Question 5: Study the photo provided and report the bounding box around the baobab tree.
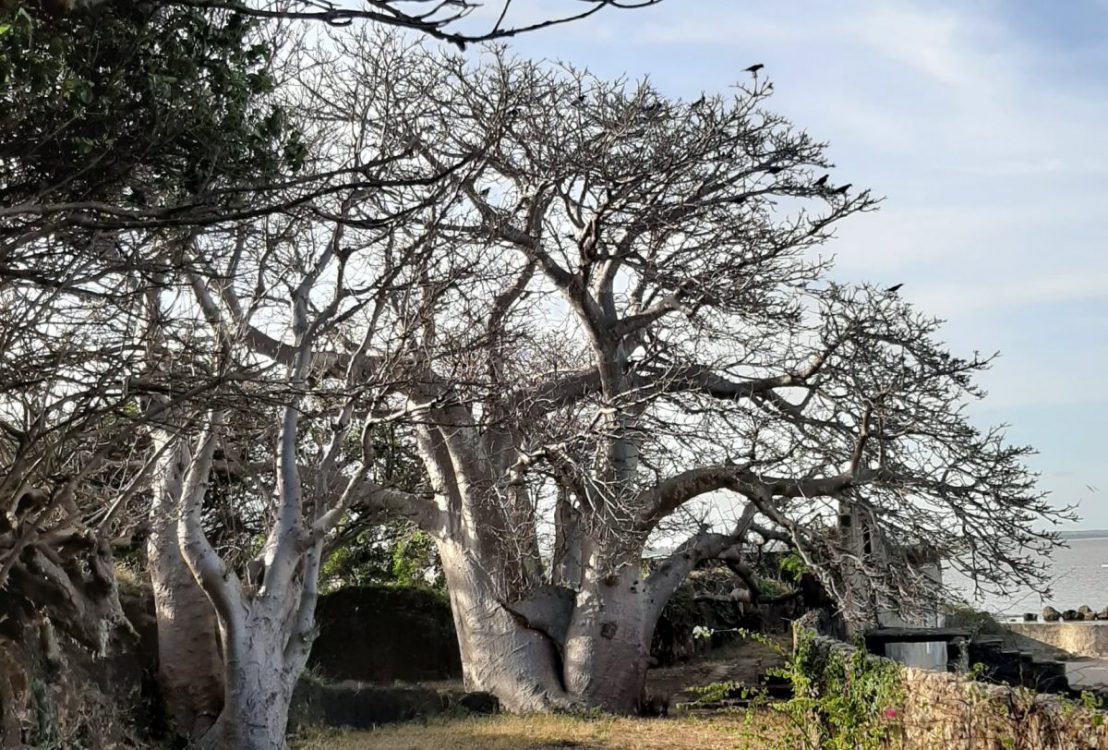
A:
[317,41,1063,713]
[3,3,673,745]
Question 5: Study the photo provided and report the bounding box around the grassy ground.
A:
[293,636,794,749]
[293,711,792,750]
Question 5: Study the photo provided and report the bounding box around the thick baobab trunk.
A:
[147,436,224,738]
[439,532,665,714]
[437,539,571,711]
[563,554,652,713]
[196,615,302,750]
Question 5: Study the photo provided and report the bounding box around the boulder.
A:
[1023,612,1038,622]
[1042,606,1061,622]
[1096,608,1108,621]
[1061,609,1079,621]
[1078,605,1097,621]
[458,691,500,714]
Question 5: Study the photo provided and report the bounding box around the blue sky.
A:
[465,0,1108,529]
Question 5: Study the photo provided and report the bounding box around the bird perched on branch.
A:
[744,63,765,74]
[833,183,852,195]
[886,283,904,293]
[814,174,829,188]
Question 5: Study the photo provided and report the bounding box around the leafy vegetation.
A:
[0,0,302,216]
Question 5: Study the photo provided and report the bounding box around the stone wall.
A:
[802,629,1108,750]
[897,666,1106,749]
[1006,622,1108,659]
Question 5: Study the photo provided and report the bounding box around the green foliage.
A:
[775,631,905,750]
[0,0,301,212]
[779,552,808,583]
[321,520,443,592]
[390,530,438,587]
[711,629,905,750]
[320,425,437,591]
[29,678,60,749]
[687,680,761,706]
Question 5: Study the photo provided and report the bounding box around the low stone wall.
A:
[1006,622,1108,659]
[288,679,451,731]
[802,630,1108,749]
[897,666,1106,749]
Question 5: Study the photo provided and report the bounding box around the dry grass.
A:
[293,711,792,750]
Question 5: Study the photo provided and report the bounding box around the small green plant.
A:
[776,631,905,750]
[687,680,764,706]
[779,552,809,583]
[29,678,61,749]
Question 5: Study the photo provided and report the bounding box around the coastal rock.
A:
[1097,608,1108,620]
[1061,609,1079,621]
[1023,613,1038,622]
[1042,606,1061,622]
[1078,605,1096,621]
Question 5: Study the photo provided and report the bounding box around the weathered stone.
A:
[289,679,448,731]
[1042,606,1061,622]
[1096,608,1108,621]
[1078,605,1096,621]
[458,691,500,714]
[1061,609,1079,621]
[1023,612,1038,622]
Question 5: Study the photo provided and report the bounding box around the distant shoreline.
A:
[1058,530,1108,541]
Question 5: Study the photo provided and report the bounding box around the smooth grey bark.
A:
[147,434,225,738]
[437,539,571,711]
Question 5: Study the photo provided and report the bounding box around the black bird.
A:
[577,94,587,104]
[766,165,785,175]
[744,63,765,74]
[692,94,706,108]
[833,183,852,195]
[478,187,491,198]
[886,283,903,293]
[814,174,829,188]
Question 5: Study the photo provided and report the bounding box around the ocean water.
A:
[946,536,1108,617]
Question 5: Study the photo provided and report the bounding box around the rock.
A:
[1042,606,1061,622]
[1023,612,1038,622]
[1062,609,1079,621]
[1096,608,1108,621]
[458,691,500,714]
[1078,605,1096,621]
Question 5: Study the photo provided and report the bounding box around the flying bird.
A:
[814,174,829,188]
[886,283,903,293]
[744,63,765,74]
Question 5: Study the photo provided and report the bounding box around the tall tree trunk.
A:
[196,612,303,750]
[437,539,570,711]
[147,435,224,738]
[563,551,651,713]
